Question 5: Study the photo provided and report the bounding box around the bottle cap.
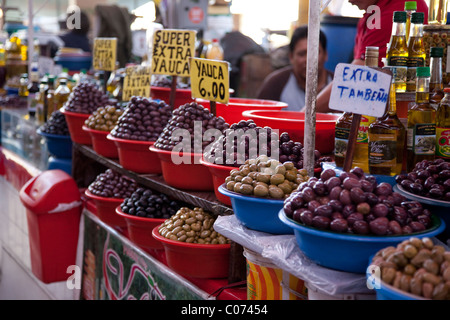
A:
[430,47,444,57]
[416,66,430,77]
[444,87,450,93]
[404,1,417,11]
[365,46,379,57]
[393,11,407,23]
[411,12,424,23]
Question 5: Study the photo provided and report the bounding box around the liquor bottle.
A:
[406,67,436,171]
[429,47,445,110]
[368,72,406,176]
[405,1,417,42]
[54,78,71,112]
[406,12,425,92]
[206,39,224,60]
[435,87,450,160]
[352,46,379,173]
[45,75,56,121]
[386,11,408,92]
[334,112,353,168]
[35,75,48,124]
[27,66,39,117]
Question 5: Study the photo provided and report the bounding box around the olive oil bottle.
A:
[429,47,444,110]
[386,11,408,92]
[406,67,436,172]
[334,112,353,168]
[406,12,425,92]
[368,71,406,176]
[435,87,450,160]
[405,1,417,42]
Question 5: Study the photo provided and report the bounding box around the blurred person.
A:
[256,25,332,112]
[59,10,91,52]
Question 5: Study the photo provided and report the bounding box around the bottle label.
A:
[407,57,425,68]
[436,127,450,159]
[335,127,350,159]
[388,56,408,66]
[356,115,375,144]
[28,93,37,112]
[368,134,397,167]
[412,123,436,155]
[407,127,414,150]
[388,66,407,89]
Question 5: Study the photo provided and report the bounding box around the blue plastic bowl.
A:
[48,157,72,176]
[37,129,72,159]
[279,209,445,274]
[218,184,293,235]
[54,55,92,72]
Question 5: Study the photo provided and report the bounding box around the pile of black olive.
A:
[64,82,115,114]
[88,169,138,199]
[110,97,172,141]
[283,167,434,235]
[120,187,183,219]
[39,110,69,135]
[153,102,229,151]
[395,159,450,201]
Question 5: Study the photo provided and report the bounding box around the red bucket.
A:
[150,146,214,191]
[116,207,165,252]
[85,190,126,227]
[82,126,118,158]
[150,86,194,109]
[60,107,92,145]
[242,110,339,154]
[199,158,234,206]
[107,134,161,174]
[152,225,230,278]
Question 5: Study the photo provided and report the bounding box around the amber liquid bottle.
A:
[386,11,408,92]
[368,75,406,176]
[334,112,353,168]
[435,87,450,160]
[406,67,436,172]
[406,12,425,92]
[405,1,417,42]
[429,47,445,110]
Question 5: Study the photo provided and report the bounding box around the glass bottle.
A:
[106,62,120,95]
[352,46,379,173]
[0,42,6,94]
[429,47,444,110]
[386,11,408,92]
[206,39,224,60]
[45,75,56,121]
[368,74,406,176]
[435,87,450,160]
[428,0,448,25]
[406,12,425,92]
[36,75,48,124]
[54,78,71,112]
[27,66,40,118]
[405,1,417,42]
[406,67,436,171]
[334,112,353,168]
[18,73,28,106]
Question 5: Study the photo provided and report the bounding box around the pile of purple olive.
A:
[64,82,115,114]
[88,169,138,199]
[283,167,434,235]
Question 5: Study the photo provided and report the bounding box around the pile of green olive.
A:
[225,155,310,199]
[158,207,230,245]
[85,105,124,131]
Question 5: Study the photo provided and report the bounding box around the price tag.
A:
[189,57,229,104]
[329,63,392,117]
[93,37,117,71]
[122,65,152,102]
[152,29,196,77]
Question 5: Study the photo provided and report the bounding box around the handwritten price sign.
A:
[122,65,152,102]
[190,58,229,104]
[93,37,117,71]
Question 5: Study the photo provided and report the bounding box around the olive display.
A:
[371,237,450,300]
[225,155,310,199]
[152,75,190,89]
[283,167,434,235]
[64,82,115,114]
[153,102,229,151]
[395,158,450,201]
[39,110,70,135]
[84,105,124,131]
[158,207,230,244]
[120,187,183,219]
[0,95,26,108]
[88,169,138,198]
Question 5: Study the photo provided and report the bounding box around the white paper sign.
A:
[329,63,392,118]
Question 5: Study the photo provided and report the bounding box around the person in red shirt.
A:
[316,0,429,113]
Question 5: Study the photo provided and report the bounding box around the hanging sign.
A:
[152,29,196,77]
[93,37,117,71]
[189,57,229,104]
[122,65,152,102]
[329,63,392,118]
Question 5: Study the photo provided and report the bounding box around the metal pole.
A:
[303,0,320,177]
[28,0,34,75]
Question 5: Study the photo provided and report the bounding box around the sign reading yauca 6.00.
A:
[152,29,196,77]
[93,37,117,71]
[329,63,392,118]
[190,58,229,104]
[122,65,152,102]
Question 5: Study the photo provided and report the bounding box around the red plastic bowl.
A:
[60,107,92,145]
[152,225,230,278]
[85,189,126,227]
[150,86,194,109]
[82,126,118,158]
[241,110,339,154]
[199,158,234,206]
[107,134,162,174]
[198,98,287,125]
[149,146,214,191]
[116,206,165,251]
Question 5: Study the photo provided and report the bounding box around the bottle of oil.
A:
[429,47,445,110]
[406,12,425,92]
[406,67,436,171]
[405,1,417,42]
[106,61,120,95]
[18,73,28,107]
[435,87,450,160]
[35,75,48,124]
[54,78,71,112]
[368,71,406,176]
[428,0,448,25]
[45,75,56,121]
[386,11,408,92]
[334,112,353,168]
[206,39,224,60]
[27,65,40,118]
[352,46,379,173]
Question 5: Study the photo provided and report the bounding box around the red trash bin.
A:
[19,169,82,283]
